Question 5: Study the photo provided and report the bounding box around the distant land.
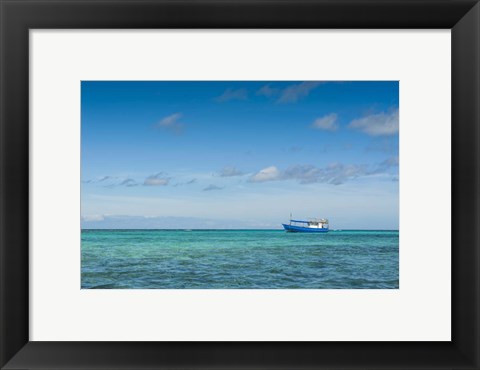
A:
[81,215,280,230]
[80,215,398,230]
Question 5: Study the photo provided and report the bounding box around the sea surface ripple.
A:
[81,229,399,289]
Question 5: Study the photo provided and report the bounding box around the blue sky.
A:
[81,81,399,229]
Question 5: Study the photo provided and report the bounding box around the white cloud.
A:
[156,112,184,134]
[277,82,321,103]
[249,166,280,182]
[219,166,243,177]
[312,113,338,131]
[215,88,248,102]
[143,173,170,186]
[349,109,399,136]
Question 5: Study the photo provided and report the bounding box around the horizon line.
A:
[81,228,400,231]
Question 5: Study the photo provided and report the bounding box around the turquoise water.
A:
[81,229,398,289]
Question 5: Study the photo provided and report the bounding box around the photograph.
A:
[81,80,399,289]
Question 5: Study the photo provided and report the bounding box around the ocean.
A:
[81,229,398,289]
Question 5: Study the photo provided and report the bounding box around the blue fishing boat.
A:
[282,215,329,233]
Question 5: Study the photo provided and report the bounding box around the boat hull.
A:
[282,224,329,233]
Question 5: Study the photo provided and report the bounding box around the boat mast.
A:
[290,212,292,225]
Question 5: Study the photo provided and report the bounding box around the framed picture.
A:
[1,0,479,369]
[79,79,401,291]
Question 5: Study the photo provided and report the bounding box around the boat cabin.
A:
[290,219,329,229]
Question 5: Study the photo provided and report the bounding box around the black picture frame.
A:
[1,0,479,369]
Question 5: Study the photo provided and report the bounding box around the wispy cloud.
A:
[277,82,321,103]
[311,113,339,131]
[369,156,399,174]
[219,166,244,177]
[156,112,184,134]
[81,214,279,230]
[98,176,115,182]
[203,184,223,191]
[256,82,322,103]
[83,175,142,188]
[282,164,323,184]
[366,139,398,154]
[249,158,398,185]
[173,178,197,187]
[285,146,302,153]
[249,166,281,183]
[256,84,279,98]
[143,173,170,186]
[120,178,138,187]
[82,175,118,185]
[281,163,369,185]
[215,88,248,102]
[349,109,399,136]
